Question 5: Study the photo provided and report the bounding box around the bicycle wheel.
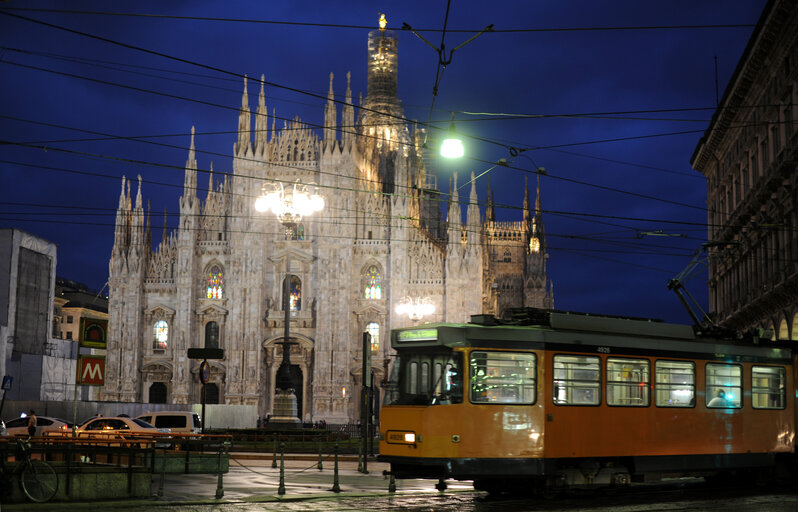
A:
[20,460,58,503]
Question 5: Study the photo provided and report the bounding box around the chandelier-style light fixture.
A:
[254,181,324,227]
[395,297,436,322]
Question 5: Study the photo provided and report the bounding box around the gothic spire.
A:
[342,71,354,149]
[523,176,531,228]
[254,74,268,155]
[485,176,495,222]
[324,72,337,146]
[183,126,197,197]
[466,172,481,246]
[447,173,461,236]
[235,75,251,155]
[162,208,168,247]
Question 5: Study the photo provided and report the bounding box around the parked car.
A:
[136,411,201,434]
[4,415,71,436]
[74,416,170,446]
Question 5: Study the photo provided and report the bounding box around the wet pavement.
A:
[5,453,798,511]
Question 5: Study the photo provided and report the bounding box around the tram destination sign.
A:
[397,328,438,342]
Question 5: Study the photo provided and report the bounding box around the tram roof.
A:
[391,309,792,362]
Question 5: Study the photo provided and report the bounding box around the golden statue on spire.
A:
[379,13,387,30]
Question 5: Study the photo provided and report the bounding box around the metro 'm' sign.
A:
[77,355,106,386]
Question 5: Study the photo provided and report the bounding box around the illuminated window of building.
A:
[363,265,382,299]
[153,320,168,350]
[206,265,223,299]
[366,322,380,352]
[529,237,540,253]
[287,224,305,240]
[282,275,302,311]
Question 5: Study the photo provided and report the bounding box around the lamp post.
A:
[395,296,436,324]
[255,181,324,424]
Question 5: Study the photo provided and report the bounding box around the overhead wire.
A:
[0,7,758,33]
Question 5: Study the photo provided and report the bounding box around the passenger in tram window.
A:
[707,389,729,407]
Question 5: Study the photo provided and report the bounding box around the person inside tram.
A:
[707,389,729,407]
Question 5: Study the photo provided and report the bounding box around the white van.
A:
[136,411,201,434]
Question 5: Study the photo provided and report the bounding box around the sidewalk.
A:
[2,452,478,510]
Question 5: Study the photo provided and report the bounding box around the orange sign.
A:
[77,355,106,386]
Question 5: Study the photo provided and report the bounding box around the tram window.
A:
[705,363,742,408]
[407,362,418,395]
[751,366,785,409]
[553,355,600,406]
[606,358,650,407]
[655,360,695,407]
[470,351,536,404]
[386,351,464,406]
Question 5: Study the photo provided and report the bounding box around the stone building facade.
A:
[691,0,798,340]
[102,25,554,422]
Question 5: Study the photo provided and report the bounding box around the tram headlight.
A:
[386,430,419,444]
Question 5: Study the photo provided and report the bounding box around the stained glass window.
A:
[207,265,223,299]
[363,265,382,299]
[282,275,302,311]
[153,320,168,350]
[367,322,380,352]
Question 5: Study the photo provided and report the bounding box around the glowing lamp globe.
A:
[440,137,464,158]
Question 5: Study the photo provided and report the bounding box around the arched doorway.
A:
[263,334,314,422]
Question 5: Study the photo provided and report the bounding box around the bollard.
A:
[215,441,229,499]
[330,442,341,493]
[278,442,286,495]
[389,473,396,493]
[271,438,277,468]
[317,439,323,471]
[436,478,448,491]
[357,442,363,473]
[157,448,166,497]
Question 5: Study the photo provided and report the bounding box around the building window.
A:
[363,265,382,299]
[66,331,72,340]
[153,320,168,350]
[287,224,305,240]
[67,316,73,324]
[206,265,223,299]
[205,321,219,349]
[366,322,380,352]
[149,382,167,404]
[503,249,512,263]
[282,275,302,311]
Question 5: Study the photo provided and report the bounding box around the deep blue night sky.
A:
[0,1,767,323]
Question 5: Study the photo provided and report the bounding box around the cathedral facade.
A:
[101,25,553,422]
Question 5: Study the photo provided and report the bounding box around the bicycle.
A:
[13,437,59,503]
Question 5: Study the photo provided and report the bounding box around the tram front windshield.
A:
[384,349,463,406]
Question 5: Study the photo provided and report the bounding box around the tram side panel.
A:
[542,352,794,467]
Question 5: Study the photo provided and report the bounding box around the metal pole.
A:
[331,442,340,493]
[278,442,286,495]
[215,442,225,499]
[361,332,370,474]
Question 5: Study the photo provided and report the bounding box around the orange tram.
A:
[378,308,796,493]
